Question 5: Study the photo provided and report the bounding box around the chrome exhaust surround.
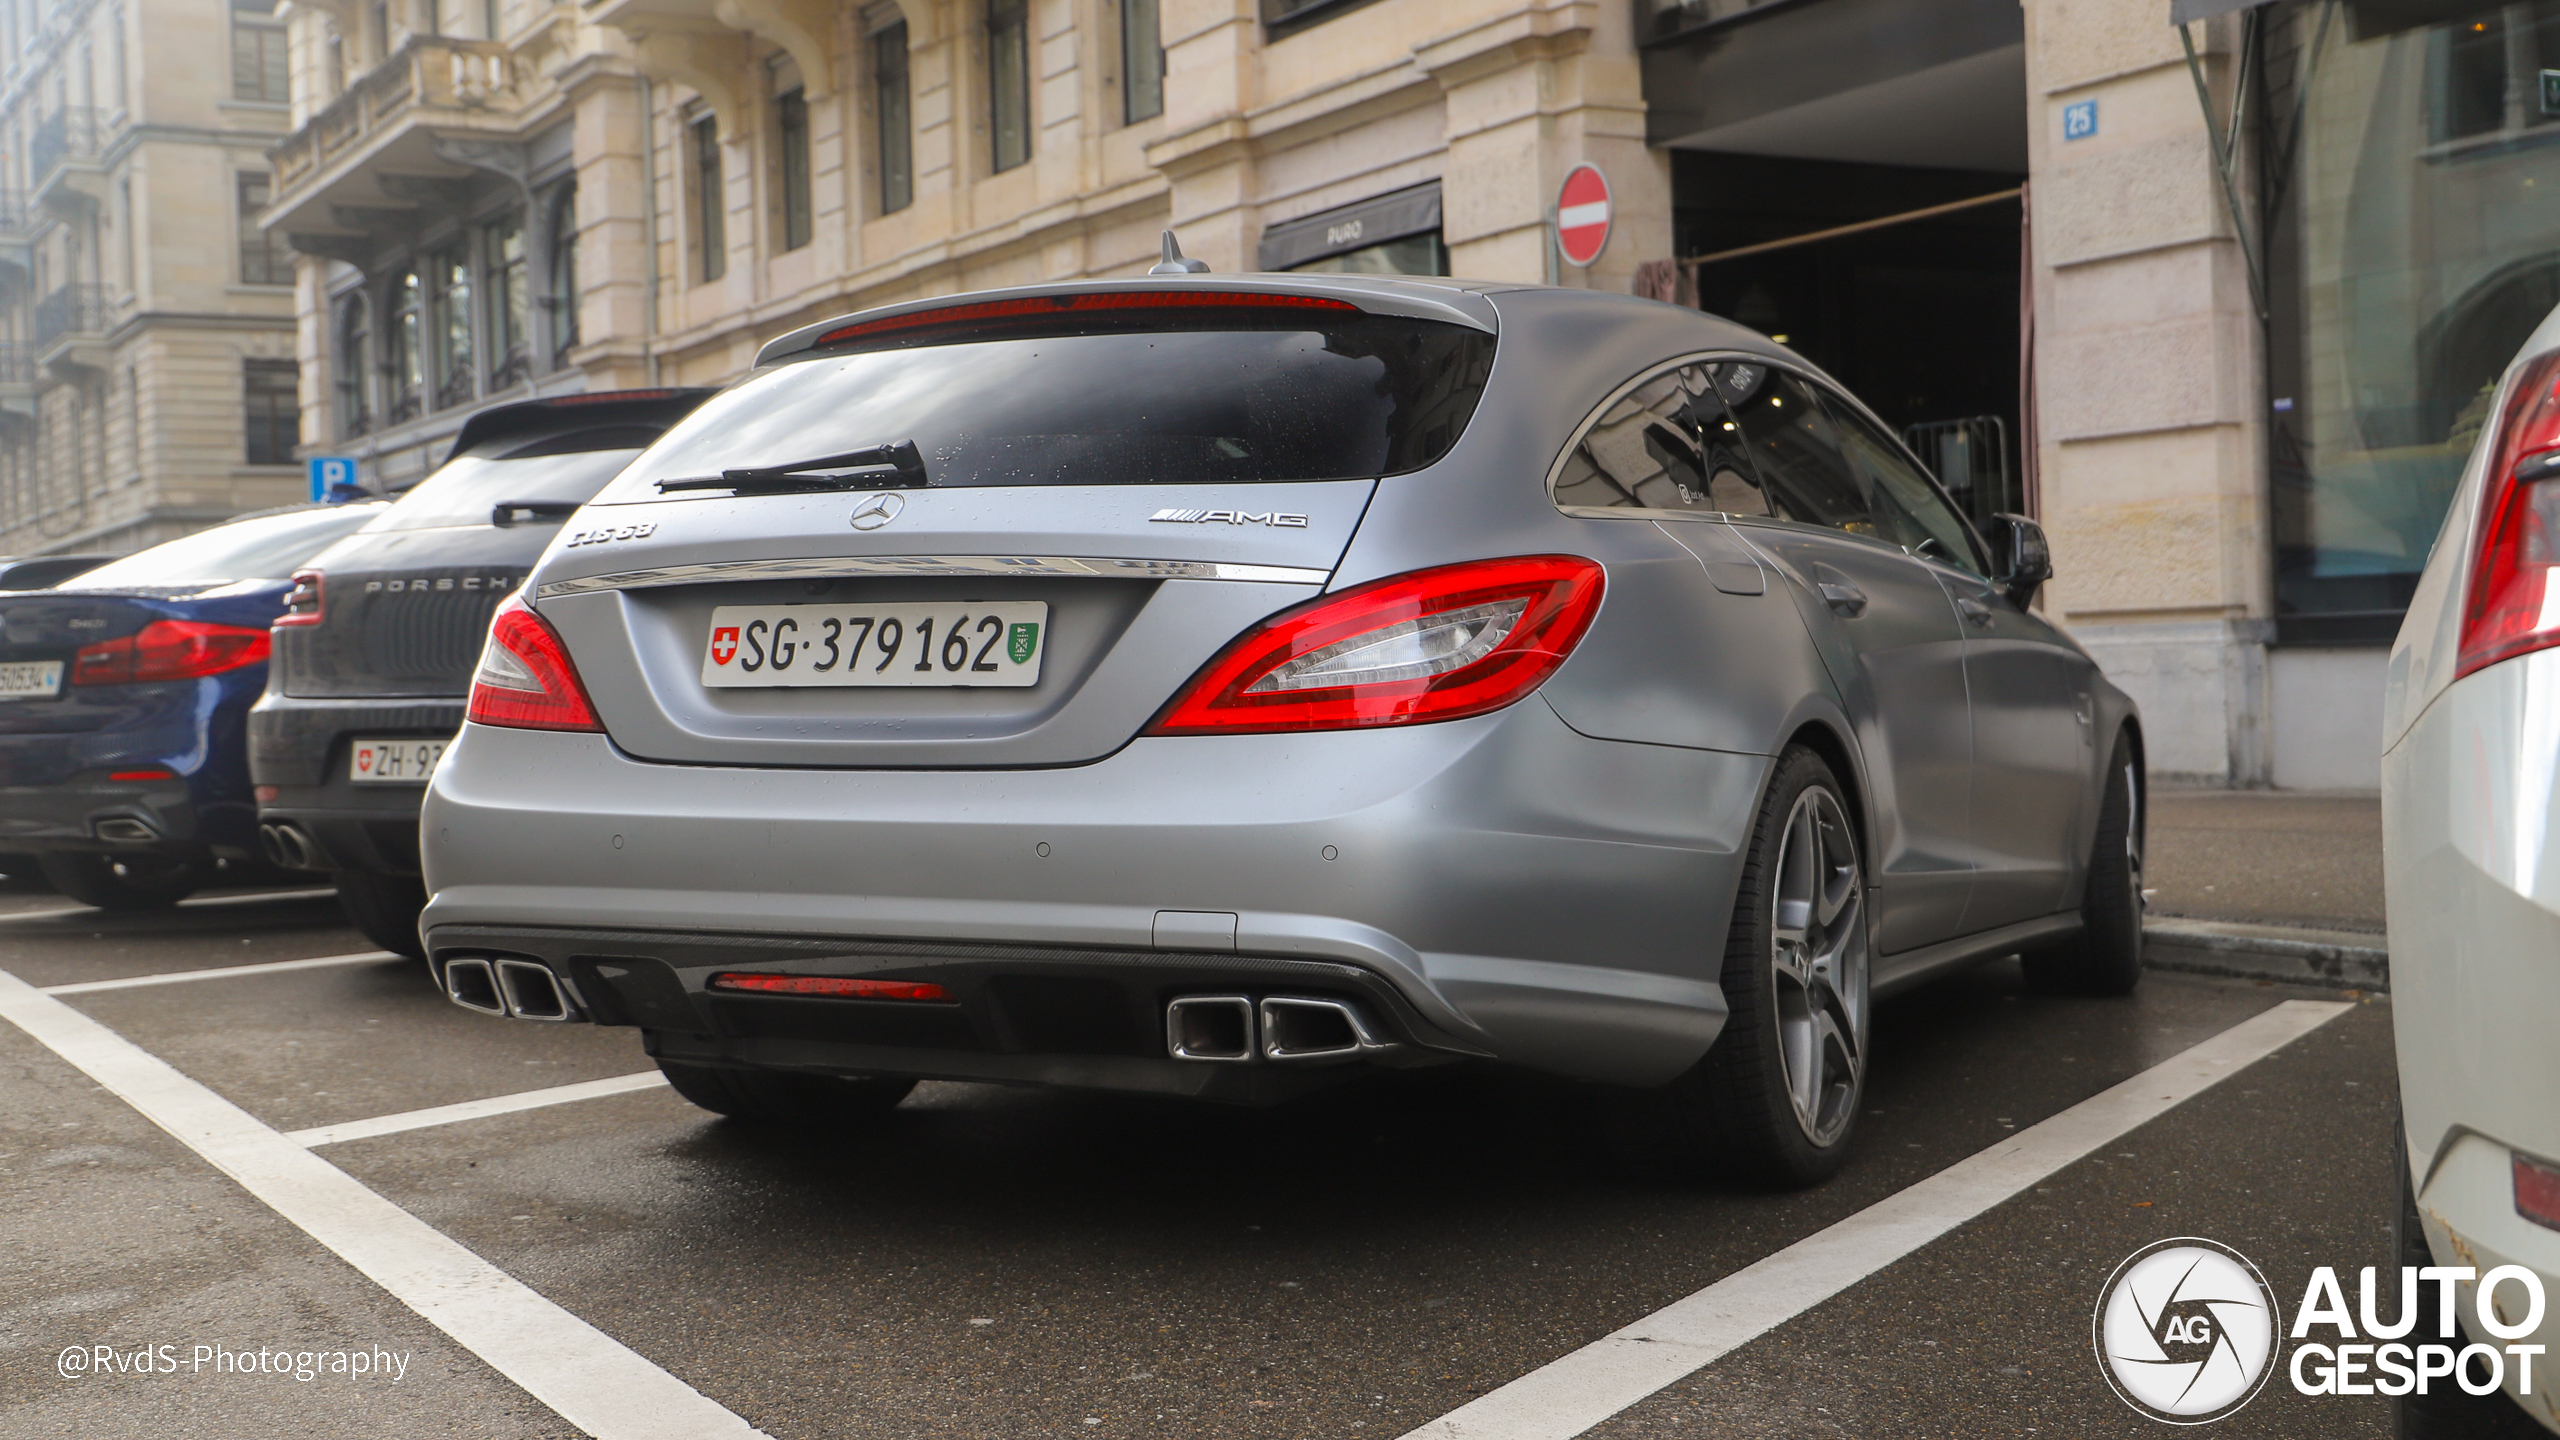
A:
[495,959,581,1021]
[1257,996,1399,1063]
[258,822,314,870]
[441,957,506,1015]
[1165,995,1256,1061]
[93,817,159,844]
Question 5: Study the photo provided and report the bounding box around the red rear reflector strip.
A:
[110,770,175,781]
[707,973,950,1002]
[2517,1152,2560,1232]
[813,291,1358,348]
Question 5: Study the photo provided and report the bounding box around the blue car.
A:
[0,503,385,909]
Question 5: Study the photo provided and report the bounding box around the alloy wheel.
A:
[1769,785,1867,1147]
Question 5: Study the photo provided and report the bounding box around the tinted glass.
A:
[602,310,1496,497]
[1718,364,1874,534]
[366,446,645,533]
[67,506,383,589]
[1555,361,1768,516]
[1818,390,1988,575]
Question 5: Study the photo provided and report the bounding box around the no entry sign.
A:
[1555,164,1612,269]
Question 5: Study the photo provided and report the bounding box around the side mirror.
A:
[1990,512,2051,608]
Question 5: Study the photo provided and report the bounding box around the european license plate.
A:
[701,602,1048,688]
[0,660,63,701]
[350,737,448,783]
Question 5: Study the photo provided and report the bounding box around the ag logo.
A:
[849,493,906,531]
[710,627,740,666]
[2096,1238,2281,1423]
[1007,622,1039,666]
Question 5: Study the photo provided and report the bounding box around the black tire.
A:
[2394,1125,2549,1438]
[336,867,427,959]
[36,850,211,911]
[2022,731,2144,996]
[658,1060,916,1126]
[1607,746,1870,1188]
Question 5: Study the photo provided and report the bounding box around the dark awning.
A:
[1256,182,1441,272]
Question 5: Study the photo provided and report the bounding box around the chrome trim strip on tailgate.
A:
[535,555,1332,600]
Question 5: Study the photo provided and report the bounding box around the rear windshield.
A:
[65,506,384,590]
[365,445,645,532]
[593,307,1497,499]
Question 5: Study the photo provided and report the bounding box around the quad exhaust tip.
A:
[442,955,584,1022]
[1165,994,1399,1064]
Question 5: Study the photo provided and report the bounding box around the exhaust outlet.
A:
[495,959,580,1021]
[1165,995,1255,1062]
[93,817,159,844]
[1258,996,1398,1063]
[259,822,313,870]
[442,957,505,1015]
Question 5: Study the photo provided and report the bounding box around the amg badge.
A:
[1149,508,1309,527]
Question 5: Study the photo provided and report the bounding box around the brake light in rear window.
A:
[811,291,1358,348]
[2457,350,2560,680]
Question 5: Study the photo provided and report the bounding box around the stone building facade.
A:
[0,0,302,556]
[253,0,2551,791]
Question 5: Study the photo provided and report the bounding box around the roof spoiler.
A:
[440,388,720,467]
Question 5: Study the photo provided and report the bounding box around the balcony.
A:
[0,190,33,291]
[265,36,539,258]
[0,343,34,432]
[33,282,112,375]
[31,107,111,213]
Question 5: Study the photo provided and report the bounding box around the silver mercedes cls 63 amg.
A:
[421,271,2143,1186]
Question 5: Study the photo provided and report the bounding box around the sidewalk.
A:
[2142,788,2387,988]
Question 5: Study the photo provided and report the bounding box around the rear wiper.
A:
[655,439,928,494]
[491,500,582,526]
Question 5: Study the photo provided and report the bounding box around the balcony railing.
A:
[31,107,108,181]
[0,190,28,233]
[0,343,33,385]
[34,283,112,349]
[271,37,525,194]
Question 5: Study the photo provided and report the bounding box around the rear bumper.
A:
[250,693,460,875]
[421,701,1763,1089]
[0,776,229,857]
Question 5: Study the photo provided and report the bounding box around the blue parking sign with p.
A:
[308,456,357,503]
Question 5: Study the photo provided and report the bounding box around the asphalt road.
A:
[0,884,2397,1439]
[2147,790,2385,933]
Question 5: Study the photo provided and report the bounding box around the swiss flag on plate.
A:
[355,747,375,771]
[711,627,740,666]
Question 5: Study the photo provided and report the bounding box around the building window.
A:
[335,291,372,438]
[237,173,289,285]
[691,113,725,282]
[230,0,288,103]
[243,359,298,465]
[776,87,812,251]
[547,183,579,367]
[874,23,912,214]
[388,268,424,423]
[1121,0,1162,124]
[988,0,1031,172]
[428,246,473,410]
[485,212,529,388]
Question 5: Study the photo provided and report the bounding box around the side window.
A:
[1555,361,1771,517]
[1718,364,1873,534]
[1819,390,1990,576]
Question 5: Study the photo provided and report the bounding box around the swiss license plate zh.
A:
[701,602,1048,688]
[350,737,448,783]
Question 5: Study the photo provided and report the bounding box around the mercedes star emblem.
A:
[849,493,906,531]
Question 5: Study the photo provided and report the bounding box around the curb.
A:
[2142,916,2388,992]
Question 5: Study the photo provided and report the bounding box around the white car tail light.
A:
[467,593,604,732]
[2457,349,2560,679]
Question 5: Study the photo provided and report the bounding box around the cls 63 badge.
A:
[564,522,657,548]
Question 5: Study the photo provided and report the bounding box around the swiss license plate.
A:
[701,602,1049,688]
[350,737,448,783]
[0,660,62,701]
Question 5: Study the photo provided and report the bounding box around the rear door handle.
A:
[1817,582,1868,617]
[1955,596,1994,627]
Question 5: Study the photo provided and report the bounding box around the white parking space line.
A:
[1398,997,2355,1440]
[39,950,400,995]
[0,970,770,1440]
[289,1071,670,1148]
[0,887,340,924]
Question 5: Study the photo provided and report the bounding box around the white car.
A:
[2384,300,2560,1437]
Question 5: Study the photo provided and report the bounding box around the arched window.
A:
[388,268,424,424]
[335,290,371,438]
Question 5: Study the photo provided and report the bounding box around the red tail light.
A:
[466,593,603,732]
[2517,1151,2560,1233]
[72,620,272,685]
[1147,555,1605,736]
[813,291,1358,348]
[707,973,951,1001]
[275,569,325,627]
[2457,349,2560,680]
